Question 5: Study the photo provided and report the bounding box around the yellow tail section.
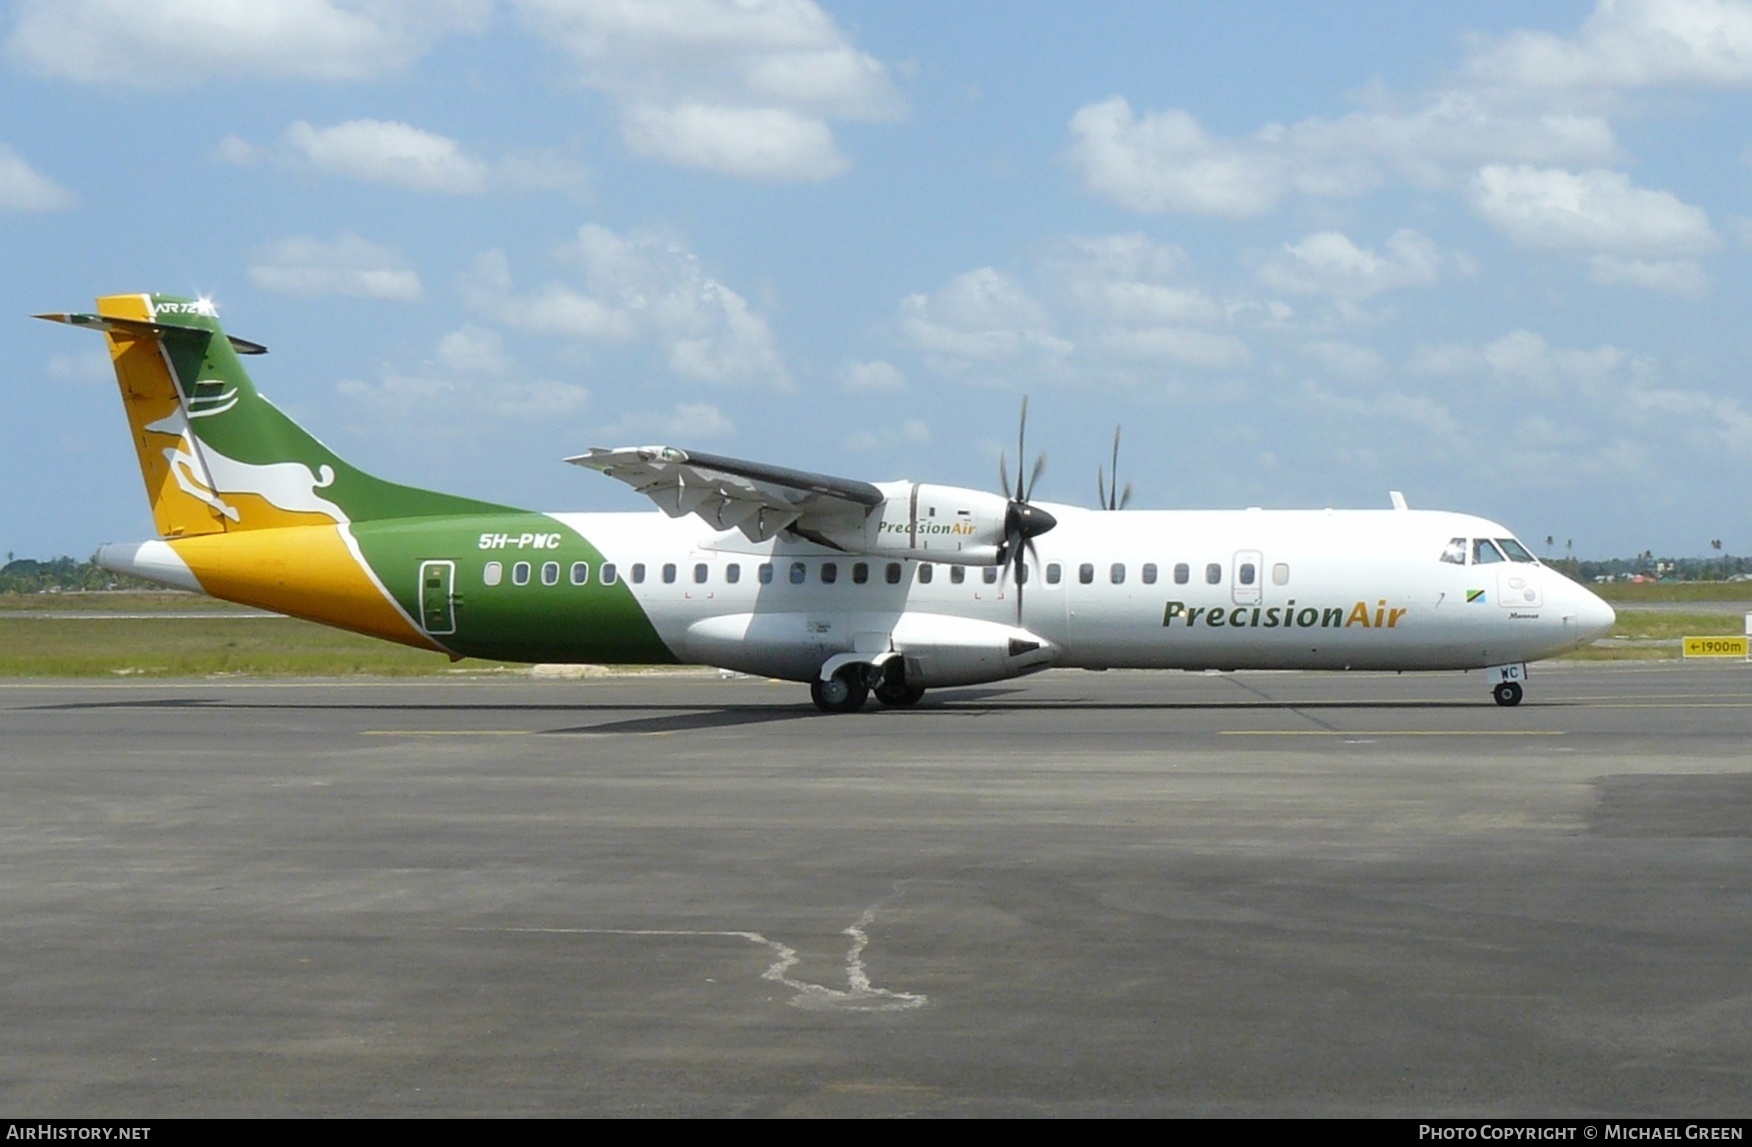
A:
[97,293,234,540]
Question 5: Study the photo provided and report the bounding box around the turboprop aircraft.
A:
[39,293,1616,711]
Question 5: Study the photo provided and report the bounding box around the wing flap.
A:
[568,446,882,544]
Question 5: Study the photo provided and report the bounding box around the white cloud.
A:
[595,402,735,443]
[1257,229,1444,299]
[843,419,931,452]
[1469,165,1716,255]
[46,349,113,385]
[1067,98,1289,218]
[897,234,1255,381]
[337,325,590,424]
[247,233,423,301]
[620,103,845,181]
[508,0,902,181]
[1065,3,1752,221]
[0,144,74,211]
[467,224,790,388]
[6,0,487,86]
[1466,0,1752,95]
[220,119,588,196]
[1589,254,1710,295]
[282,120,490,194]
[839,360,907,393]
[1301,339,1387,381]
[898,268,1064,363]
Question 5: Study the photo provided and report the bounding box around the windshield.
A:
[1495,537,1538,563]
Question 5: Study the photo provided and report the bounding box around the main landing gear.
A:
[810,660,926,713]
[1492,681,1523,707]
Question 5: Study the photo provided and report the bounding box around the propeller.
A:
[996,396,1058,622]
[1097,425,1134,511]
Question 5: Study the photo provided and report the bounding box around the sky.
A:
[5,0,1752,560]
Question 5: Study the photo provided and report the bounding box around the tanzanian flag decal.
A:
[1466,589,1486,603]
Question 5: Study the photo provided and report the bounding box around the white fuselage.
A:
[550,504,1616,685]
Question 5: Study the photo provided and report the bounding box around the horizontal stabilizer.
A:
[34,311,268,355]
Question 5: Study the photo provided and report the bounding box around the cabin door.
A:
[419,560,457,635]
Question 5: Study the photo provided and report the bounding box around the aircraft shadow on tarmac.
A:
[31,688,1506,736]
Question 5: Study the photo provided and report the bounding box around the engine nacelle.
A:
[814,482,1012,566]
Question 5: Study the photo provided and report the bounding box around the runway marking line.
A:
[362,730,532,736]
[1221,730,1568,737]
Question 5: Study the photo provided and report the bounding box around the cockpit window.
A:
[1440,538,1466,565]
[1472,539,1505,565]
[1495,538,1537,563]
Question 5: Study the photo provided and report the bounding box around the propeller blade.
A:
[1026,453,1047,502]
[1097,467,1108,512]
[1110,426,1123,510]
[1119,481,1134,511]
[998,451,1011,503]
[1015,396,1030,502]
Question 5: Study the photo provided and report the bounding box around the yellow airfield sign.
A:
[1682,636,1749,658]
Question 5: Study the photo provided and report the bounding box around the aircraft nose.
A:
[1574,585,1616,642]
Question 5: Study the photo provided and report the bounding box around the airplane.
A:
[38,293,1616,712]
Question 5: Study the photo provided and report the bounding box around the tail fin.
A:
[37,293,504,538]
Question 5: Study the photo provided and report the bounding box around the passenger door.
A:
[419,560,456,635]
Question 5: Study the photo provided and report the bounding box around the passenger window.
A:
[982,566,999,584]
[790,561,806,585]
[483,561,502,586]
[821,562,838,584]
[541,561,559,586]
[1205,563,1222,585]
[512,561,531,586]
[1496,538,1537,563]
[1272,563,1289,586]
[662,563,677,584]
[569,561,589,586]
[1472,539,1505,565]
[758,563,773,585]
[1142,563,1157,585]
[1046,563,1061,585]
[630,563,645,584]
[950,566,966,584]
[1079,563,1094,585]
[1017,563,1029,585]
[1238,562,1256,586]
[693,563,708,584]
[1110,563,1125,585]
[886,562,903,584]
[1440,537,1467,565]
[852,562,869,584]
[918,564,933,584]
[601,563,618,585]
[725,563,740,584]
[1174,563,1189,585]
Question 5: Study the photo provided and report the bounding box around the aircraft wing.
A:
[567,446,887,545]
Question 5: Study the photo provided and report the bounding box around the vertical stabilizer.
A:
[38,293,508,538]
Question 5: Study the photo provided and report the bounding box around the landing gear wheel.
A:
[811,669,869,714]
[1492,681,1524,707]
[874,682,926,707]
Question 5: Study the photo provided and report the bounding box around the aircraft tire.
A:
[811,671,869,713]
[1492,681,1523,707]
[874,683,926,707]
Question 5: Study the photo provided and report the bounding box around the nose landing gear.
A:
[1487,663,1527,707]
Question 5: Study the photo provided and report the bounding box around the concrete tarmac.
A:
[3,662,1750,1116]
